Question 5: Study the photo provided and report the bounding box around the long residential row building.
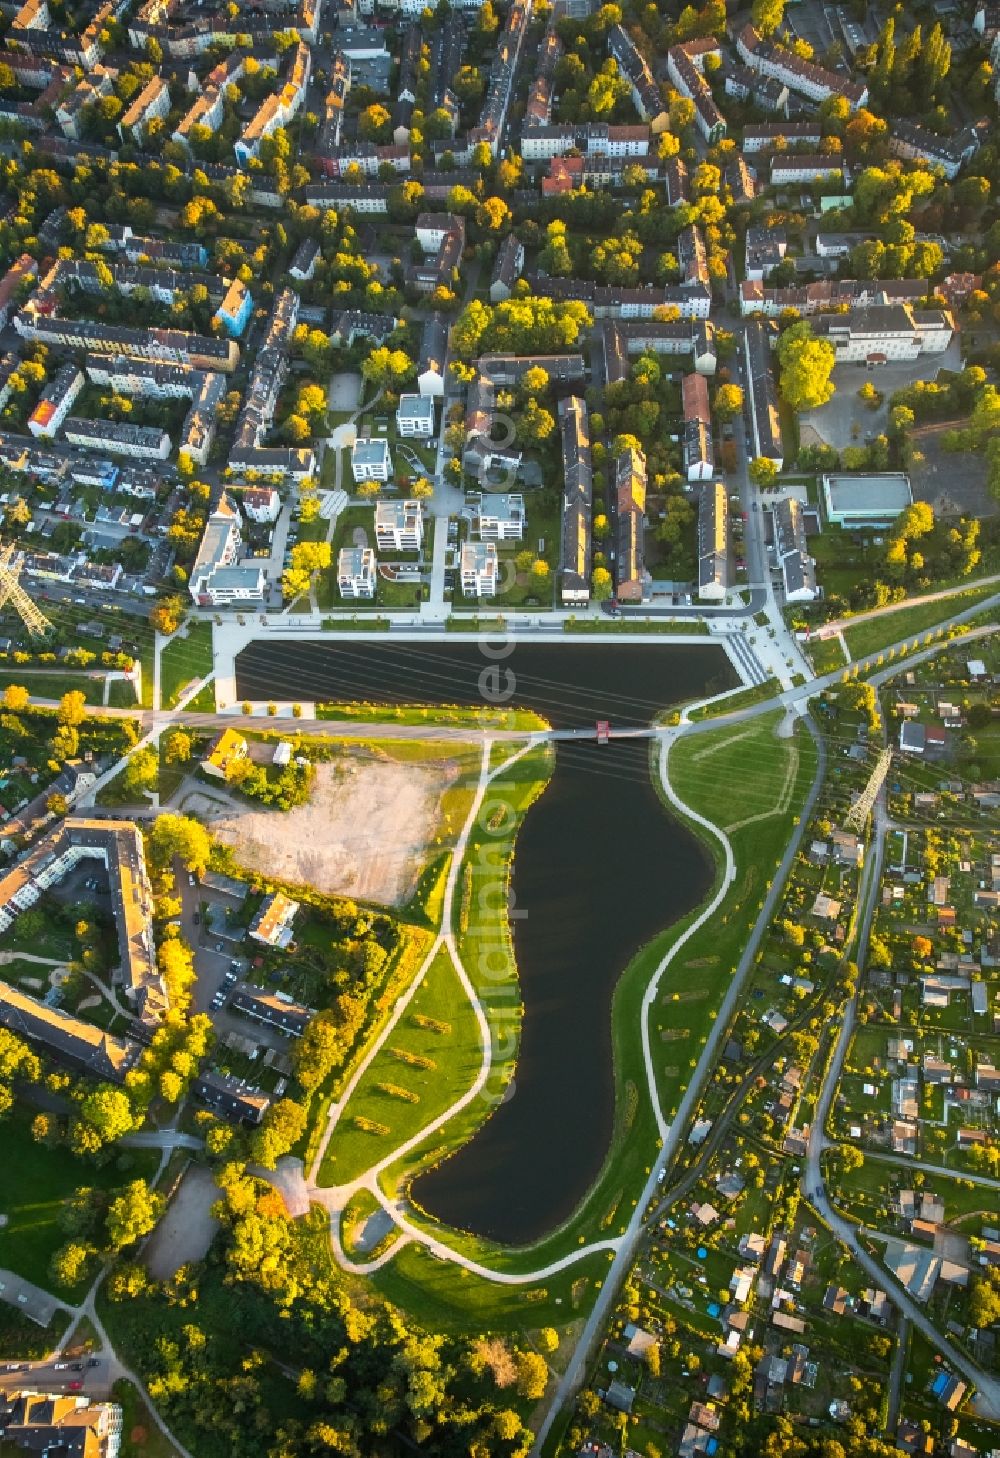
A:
[559,394,592,606]
[229,287,315,481]
[0,817,164,1025]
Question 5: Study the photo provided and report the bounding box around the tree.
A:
[1,684,29,711]
[714,383,744,421]
[124,747,158,797]
[834,1143,864,1174]
[515,398,555,446]
[105,1179,165,1250]
[150,595,186,637]
[749,457,779,488]
[250,1098,307,1168]
[73,1085,135,1152]
[163,728,192,765]
[591,567,613,601]
[361,347,416,389]
[358,104,391,142]
[516,1352,548,1400]
[776,321,836,411]
[149,813,212,875]
[58,690,88,728]
[751,0,783,34]
[537,1328,559,1354]
[49,1241,94,1290]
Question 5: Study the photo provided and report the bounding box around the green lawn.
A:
[564,619,711,636]
[314,701,548,731]
[112,1380,181,1458]
[0,914,75,963]
[649,713,819,1117]
[0,1110,158,1298]
[807,634,847,675]
[159,622,214,708]
[320,948,485,1187]
[842,582,998,660]
[688,678,781,720]
[320,743,554,1203]
[0,671,107,705]
[370,1237,613,1335]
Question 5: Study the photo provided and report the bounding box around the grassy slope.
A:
[318,947,484,1186]
[159,622,213,708]
[842,582,997,659]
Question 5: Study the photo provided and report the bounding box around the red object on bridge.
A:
[596,721,610,744]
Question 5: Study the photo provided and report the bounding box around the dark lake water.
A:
[236,639,734,1243]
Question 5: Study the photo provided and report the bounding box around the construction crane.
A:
[0,540,53,638]
[844,747,892,833]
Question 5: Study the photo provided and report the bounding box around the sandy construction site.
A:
[207,748,465,907]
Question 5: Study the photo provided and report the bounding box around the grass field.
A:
[807,634,847,675]
[315,701,549,731]
[842,582,998,660]
[0,1111,158,1298]
[688,679,780,720]
[564,619,711,636]
[648,712,818,1118]
[0,671,107,705]
[319,742,554,1199]
[370,1237,612,1335]
[113,1380,181,1458]
[159,622,214,708]
[319,947,484,1187]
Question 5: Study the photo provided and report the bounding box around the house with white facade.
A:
[337,545,376,599]
[236,486,281,523]
[460,540,498,597]
[473,492,524,541]
[188,492,265,606]
[396,394,435,438]
[375,498,423,552]
[351,437,392,482]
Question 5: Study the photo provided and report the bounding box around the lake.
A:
[236,638,735,1243]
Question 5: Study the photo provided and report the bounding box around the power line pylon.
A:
[844,747,892,833]
[0,541,53,638]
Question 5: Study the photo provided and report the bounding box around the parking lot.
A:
[176,869,296,1050]
[799,340,964,451]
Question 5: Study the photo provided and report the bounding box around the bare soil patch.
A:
[210,750,463,907]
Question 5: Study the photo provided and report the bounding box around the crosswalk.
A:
[726,631,769,686]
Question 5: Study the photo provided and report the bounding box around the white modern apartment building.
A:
[396,393,435,438]
[460,540,498,596]
[189,492,265,606]
[337,545,376,598]
[473,492,524,542]
[375,498,423,552]
[351,437,392,482]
